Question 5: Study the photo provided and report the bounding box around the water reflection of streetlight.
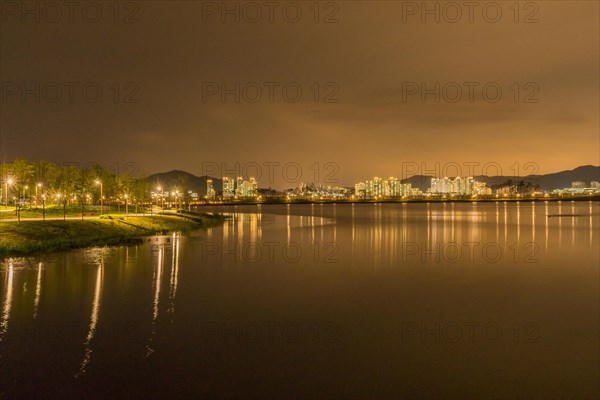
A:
[0,261,14,341]
[33,262,43,318]
[146,244,164,357]
[77,254,104,377]
[169,233,180,317]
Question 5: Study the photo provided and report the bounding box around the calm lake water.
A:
[1,202,599,399]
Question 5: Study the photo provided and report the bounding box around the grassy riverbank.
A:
[0,205,147,220]
[0,212,226,257]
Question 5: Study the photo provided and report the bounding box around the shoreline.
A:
[0,211,226,258]
[195,195,600,206]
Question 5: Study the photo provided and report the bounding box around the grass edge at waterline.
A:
[0,212,227,257]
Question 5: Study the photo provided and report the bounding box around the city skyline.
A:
[2,159,598,198]
[152,163,600,191]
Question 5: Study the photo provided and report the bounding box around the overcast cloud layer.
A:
[1,1,598,188]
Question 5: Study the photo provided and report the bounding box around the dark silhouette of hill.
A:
[147,170,222,196]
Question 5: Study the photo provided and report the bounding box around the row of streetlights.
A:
[3,179,43,207]
[3,178,105,216]
[154,186,185,210]
[3,177,158,217]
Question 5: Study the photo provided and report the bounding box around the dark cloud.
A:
[1,1,598,187]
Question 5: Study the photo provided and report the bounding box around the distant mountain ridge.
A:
[147,166,600,194]
[147,170,222,196]
[401,165,600,192]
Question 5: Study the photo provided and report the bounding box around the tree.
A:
[176,174,190,210]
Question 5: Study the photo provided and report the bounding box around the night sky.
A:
[1,1,598,188]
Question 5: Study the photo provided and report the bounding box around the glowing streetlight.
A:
[56,193,66,221]
[157,186,164,208]
[124,194,129,216]
[95,180,103,214]
[5,178,13,207]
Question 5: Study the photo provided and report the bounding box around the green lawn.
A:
[0,205,150,219]
[0,213,225,256]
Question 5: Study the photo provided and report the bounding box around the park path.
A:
[0,213,154,223]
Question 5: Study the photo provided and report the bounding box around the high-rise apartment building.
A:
[223,177,235,198]
[206,179,216,199]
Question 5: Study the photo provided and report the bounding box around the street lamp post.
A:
[5,178,13,208]
[16,188,21,223]
[124,194,129,216]
[157,186,164,209]
[75,193,85,221]
[56,194,65,221]
[95,180,103,215]
[36,183,42,208]
[42,194,46,221]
